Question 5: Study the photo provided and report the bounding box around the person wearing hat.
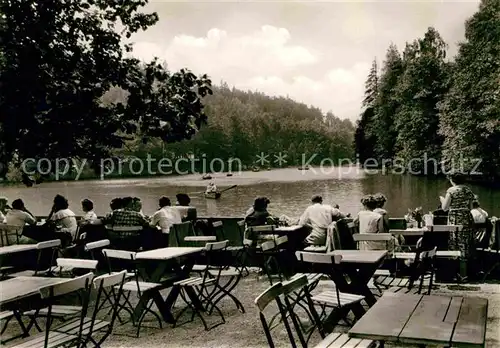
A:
[299,195,347,246]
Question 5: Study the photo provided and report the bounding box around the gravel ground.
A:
[3,275,500,348]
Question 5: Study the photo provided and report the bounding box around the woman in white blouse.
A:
[48,195,78,244]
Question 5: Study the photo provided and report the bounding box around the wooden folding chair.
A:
[295,251,365,330]
[260,236,289,285]
[10,239,61,277]
[173,240,229,331]
[108,226,143,251]
[387,247,437,295]
[24,258,98,333]
[54,270,127,348]
[184,220,217,245]
[102,249,163,337]
[225,220,251,277]
[9,273,94,348]
[254,282,299,348]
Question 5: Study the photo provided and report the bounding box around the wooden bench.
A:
[314,332,374,348]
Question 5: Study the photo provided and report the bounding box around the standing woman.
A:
[439,172,476,281]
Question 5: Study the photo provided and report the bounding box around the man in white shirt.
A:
[150,196,182,233]
[299,195,347,245]
[5,199,37,244]
[6,199,36,227]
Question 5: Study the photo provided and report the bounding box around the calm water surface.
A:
[1,167,498,219]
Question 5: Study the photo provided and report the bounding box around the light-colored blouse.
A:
[50,209,78,239]
[355,210,385,250]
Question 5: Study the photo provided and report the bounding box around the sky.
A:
[130,0,481,122]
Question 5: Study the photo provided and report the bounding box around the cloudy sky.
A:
[131,0,480,122]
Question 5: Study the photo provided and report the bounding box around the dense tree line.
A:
[354,0,500,182]
[115,83,355,174]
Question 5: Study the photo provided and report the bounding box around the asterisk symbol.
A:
[255,152,269,166]
[274,152,287,166]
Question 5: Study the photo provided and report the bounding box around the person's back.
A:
[110,197,149,227]
[471,201,488,224]
[300,195,344,246]
[6,199,36,227]
[150,197,182,232]
[245,197,272,227]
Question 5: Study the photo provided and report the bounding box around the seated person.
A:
[104,198,123,222]
[5,199,37,244]
[354,195,394,250]
[471,200,489,245]
[106,196,149,227]
[80,198,98,225]
[471,200,488,223]
[174,193,197,221]
[0,197,10,223]
[299,195,347,246]
[373,193,390,233]
[48,194,78,243]
[245,197,276,227]
[150,196,182,232]
[131,197,147,217]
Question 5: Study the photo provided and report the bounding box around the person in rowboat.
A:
[206,181,218,194]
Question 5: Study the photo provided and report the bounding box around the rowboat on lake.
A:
[204,192,221,199]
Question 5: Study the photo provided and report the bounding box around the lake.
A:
[1,166,498,219]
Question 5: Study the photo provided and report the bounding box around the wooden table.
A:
[135,247,204,323]
[328,250,387,307]
[0,244,37,256]
[0,276,68,306]
[349,292,488,347]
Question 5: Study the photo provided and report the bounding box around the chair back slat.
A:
[56,258,98,270]
[212,221,223,228]
[102,249,136,260]
[261,240,276,252]
[353,233,392,241]
[276,235,288,245]
[254,283,283,311]
[295,251,342,264]
[421,247,437,259]
[111,226,144,232]
[205,240,229,251]
[85,239,110,251]
[248,225,276,233]
[428,225,463,232]
[281,274,308,295]
[93,269,127,289]
[39,272,94,299]
[36,239,61,249]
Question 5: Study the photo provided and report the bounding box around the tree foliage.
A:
[371,44,403,160]
[0,0,212,177]
[438,0,500,179]
[393,28,449,173]
[355,0,500,183]
[355,28,449,174]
